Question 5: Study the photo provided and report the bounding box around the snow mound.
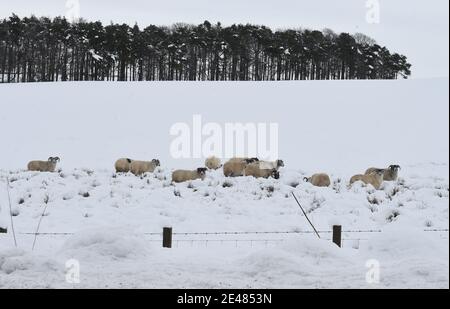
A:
[0,249,59,275]
[360,228,449,288]
[362,227,449,259]
[234,238,364,288]
[60,228,151,261]
[0,248,62,289]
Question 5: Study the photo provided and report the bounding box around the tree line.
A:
[0,14,411,83]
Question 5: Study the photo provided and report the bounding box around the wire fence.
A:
[12,228,448,237]
[7,228,448,250]
[2,226,448,251]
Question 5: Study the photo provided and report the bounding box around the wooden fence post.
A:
[0,227,7,234]
[332,225,342,248]
[163,227,172,248]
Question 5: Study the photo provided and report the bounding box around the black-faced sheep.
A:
[172,168,208,183]
[130,159,161,176]
[244,163,280,179]
[350,169,384,190]
[205,156,222,170]
[27,157,60,172]
[115,158,133,173]
[304,173,331,187]
[366,165,401,181]
[223,158,259,177]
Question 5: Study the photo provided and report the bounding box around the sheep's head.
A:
[271,170,280,180]
[389,165,401,172]
[152,159,161,167]
[48,157,60,163]
[197,168,208,176]
[304,177,310,182]
[277,160,285,168]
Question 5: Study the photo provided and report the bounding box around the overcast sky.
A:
[0,0,448,78]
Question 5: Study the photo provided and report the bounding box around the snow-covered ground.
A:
[0,79,448,288]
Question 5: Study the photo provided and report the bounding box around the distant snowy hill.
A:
[0,79,448,171]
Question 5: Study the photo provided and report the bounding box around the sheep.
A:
[205,156,222,170]
[258,160,285,170]
[130,159,161,176]
[172,168,208,183]
[350,169,385,190]
[244,163,280,179]
[27,157,60,172]
[115,158,133,173]
[304,173,331,187]
[223,158,259,177]
[365,165,401,181]
[227,157,259,164]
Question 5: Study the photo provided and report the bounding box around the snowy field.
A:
[0,79,448,288]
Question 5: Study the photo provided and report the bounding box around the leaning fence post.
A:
[163,227,172,248]
[0,227,7,234]
[332,225,342,248]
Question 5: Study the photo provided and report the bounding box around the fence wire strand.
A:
[15,228,449,237]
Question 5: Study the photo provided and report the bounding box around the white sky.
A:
[0,0,448,78]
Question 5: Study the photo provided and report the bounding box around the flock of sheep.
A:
[115,157,282,183]
[303,165,401,189]
[26,156,401,190]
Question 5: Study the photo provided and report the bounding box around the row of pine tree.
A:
[0,14,411,83]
